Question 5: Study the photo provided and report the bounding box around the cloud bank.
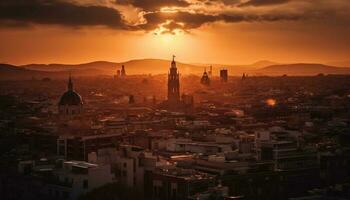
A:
[0,0,349,34]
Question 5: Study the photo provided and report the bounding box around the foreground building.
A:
[151,166,215,200]
[57,133,122,161]
[46,160,114,200]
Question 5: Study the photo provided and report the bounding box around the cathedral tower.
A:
[168,55,180,104]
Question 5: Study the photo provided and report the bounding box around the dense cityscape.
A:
[1,0,350,199]
[1,57,350,200]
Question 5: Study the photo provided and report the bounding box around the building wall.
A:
[58,105,83,117]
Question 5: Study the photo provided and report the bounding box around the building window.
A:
[83,180,89,189]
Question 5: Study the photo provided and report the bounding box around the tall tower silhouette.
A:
[168,55,180,104]
[121,65,126,77]
[220,68,228,82]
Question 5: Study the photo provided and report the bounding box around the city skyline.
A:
[1,1,350,200]
[2,55,350,200]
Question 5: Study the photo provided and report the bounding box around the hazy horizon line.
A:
[2,57,349,67]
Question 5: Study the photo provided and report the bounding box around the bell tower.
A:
[168,55,180,104]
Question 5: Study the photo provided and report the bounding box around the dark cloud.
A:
[239,0,291,7]
[140,12,218,31]
[0,0,349,34]
[162,21,184,31]
[140,10,305,33]
[0,20,32,28]
[0,0,130,29]
[116,0,190,11]
[157,20,186,34]
[222,12,305,22]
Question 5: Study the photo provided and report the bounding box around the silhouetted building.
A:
[153,95,157,105]
[209,65,213,77]
[201,68,211,86]
[168,55,180,106]
[58,75,83,118]
[57,134,121,161]
[159,56,194,112]
[121,65,126,77]
[220,69,228,82]
[242,73,247,80]
[181,93,194,112]
[129,95,135,104]
[115,66,126,78]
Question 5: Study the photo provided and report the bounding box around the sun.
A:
[152,28,177,45]
[160,33,177,45]
[153,20,185,36]
[140,21,194,60]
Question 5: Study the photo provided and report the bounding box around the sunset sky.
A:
[0,0,349,65]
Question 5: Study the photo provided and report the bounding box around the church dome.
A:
[59,75,83,106]
[59,90,83,106]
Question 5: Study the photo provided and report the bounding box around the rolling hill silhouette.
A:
[255,63,350,76]
[1,60,350,80]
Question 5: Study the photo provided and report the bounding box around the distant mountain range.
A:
[254,63,350,76]
[326,60,350,68]
[192,60,278,70]
[22,59,199,75]
[0,64,51,80]
[0,59,350,80]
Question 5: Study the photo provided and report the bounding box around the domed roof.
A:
[59,90,83,106]
[59,75,83,106]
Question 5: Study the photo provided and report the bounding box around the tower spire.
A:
[171,55,176,68]
[201,67,210,86]
[168,55,180,104]
[68,72,73,91]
